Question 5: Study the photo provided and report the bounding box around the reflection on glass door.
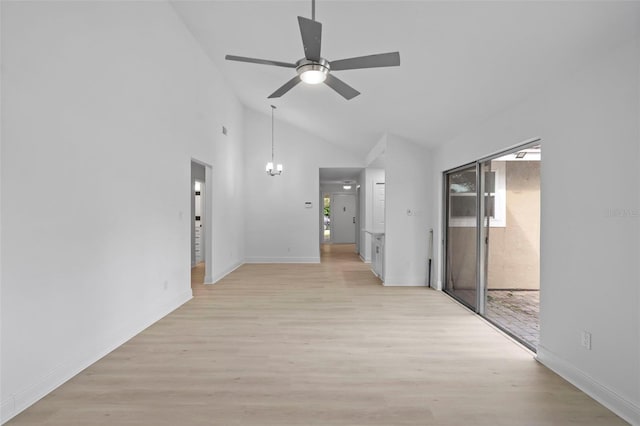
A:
[445,165,479,310]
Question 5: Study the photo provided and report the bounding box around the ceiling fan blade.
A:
[324,74,360,100]
[330,52,400,71]
[297,16,322,62]
[225,55,297,68]
[268,75,302,98]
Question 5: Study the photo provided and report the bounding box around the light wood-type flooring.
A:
[8,244,626,425]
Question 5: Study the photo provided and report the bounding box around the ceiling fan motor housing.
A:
[296,58,330,84]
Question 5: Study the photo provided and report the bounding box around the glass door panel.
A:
[445,165,479,310]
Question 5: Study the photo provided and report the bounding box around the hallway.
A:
[8,248,624,425]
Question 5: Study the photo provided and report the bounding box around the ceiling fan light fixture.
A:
[300,68,327,84]
[297,59,329,85]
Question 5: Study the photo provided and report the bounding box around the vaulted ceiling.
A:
[171,1,639,157]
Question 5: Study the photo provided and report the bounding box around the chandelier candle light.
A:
[265,105,283,176]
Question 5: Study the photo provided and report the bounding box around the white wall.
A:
[209,117,245,283]
[366,134,387,167]
[243,108,363,263]
[383,135,433,286]
[432,38,640,424]
[0,1,244,422]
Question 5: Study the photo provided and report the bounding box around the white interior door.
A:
[331,193,356,244]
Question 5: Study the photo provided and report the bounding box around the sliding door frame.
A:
[442,137,542,320]
[477,160,489,315]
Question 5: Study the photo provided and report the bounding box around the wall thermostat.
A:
[305,202,313,208]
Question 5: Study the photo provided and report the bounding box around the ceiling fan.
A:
[225,0,400,100]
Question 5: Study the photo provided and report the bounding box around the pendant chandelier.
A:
[265,105,283,176]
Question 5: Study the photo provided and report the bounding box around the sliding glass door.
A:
[443,142,541,351]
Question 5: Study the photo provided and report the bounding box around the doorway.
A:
[318,167,363,252]
[443,142,541,351]
[191,160,212,287]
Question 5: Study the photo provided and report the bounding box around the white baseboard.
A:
[0,290,192,425]
[359,254,371,264]
[0,398,15,425]
[536,345,640,425]
[245,257,320,264]
[209,260,243,284]
[383,275,428,286]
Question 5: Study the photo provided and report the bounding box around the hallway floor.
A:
[8,246,624,425]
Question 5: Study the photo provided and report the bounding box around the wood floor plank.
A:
[7,244,627,425]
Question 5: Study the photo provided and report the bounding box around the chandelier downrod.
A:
[271,105,275,164]
[266,105,283,176]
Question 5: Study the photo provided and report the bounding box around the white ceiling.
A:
[171,1,639,157]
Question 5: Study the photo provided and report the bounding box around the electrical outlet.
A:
[581,331,592,350]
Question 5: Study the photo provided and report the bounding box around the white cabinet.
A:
[371,233,384,280]
[194,221,203,263]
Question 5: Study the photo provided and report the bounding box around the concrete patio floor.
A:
[445,288,540,350]
[485,290,540,350]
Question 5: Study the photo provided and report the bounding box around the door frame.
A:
[191,159,214,284]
